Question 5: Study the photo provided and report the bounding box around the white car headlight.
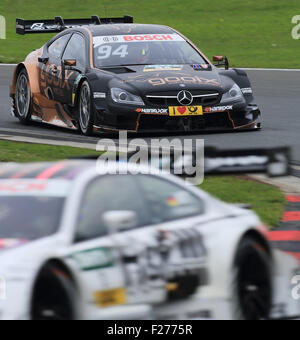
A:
[221,84,244,103]
[111,88,145,106]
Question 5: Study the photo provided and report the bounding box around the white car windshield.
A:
[0,196,64,240]
[93,33,207,67]
[0,179,69,240]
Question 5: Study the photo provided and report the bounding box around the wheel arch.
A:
[31,258,79,289]
[73,76,89,108]
[231,228,273,320]
[219,68,252,88]
[10,62,40,97]
[29,258,80,314]
[233,229,272,266]
[29,257,83,320]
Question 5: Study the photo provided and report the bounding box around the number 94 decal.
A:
[97,45,129,59]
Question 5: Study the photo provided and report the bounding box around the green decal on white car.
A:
[70,247,115,271]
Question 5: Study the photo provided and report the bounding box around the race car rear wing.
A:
[16,15,134,35]
[130,146,291,178]
[203,147,290,177]
[74,146,291,178]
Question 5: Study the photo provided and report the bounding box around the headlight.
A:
[111,88,145,106]
[221,84,244,103]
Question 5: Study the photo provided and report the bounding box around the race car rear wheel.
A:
[233,236,272,320]
[78,81,95,135]
[14,69,32,123]
[31,266,78,320]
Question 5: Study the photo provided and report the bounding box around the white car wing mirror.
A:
[103,210,138,234]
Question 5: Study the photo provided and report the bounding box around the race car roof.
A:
[88,24,174,36]
[0,161,95,181]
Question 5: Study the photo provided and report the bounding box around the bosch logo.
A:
[177,90,193,106]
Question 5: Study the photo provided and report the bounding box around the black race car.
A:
[11,15,262,135]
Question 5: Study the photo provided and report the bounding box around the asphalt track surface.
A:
[1,65,300,164]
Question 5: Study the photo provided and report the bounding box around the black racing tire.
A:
[78,80,95,136]
[14,68,32,124]
[233,236,272,320]
[31,266,79,320]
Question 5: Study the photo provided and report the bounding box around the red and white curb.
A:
[269,196,300,264]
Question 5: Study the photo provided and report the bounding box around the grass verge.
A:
[200,176,285,228]
[0,0,299,68]
[0,140,100,162]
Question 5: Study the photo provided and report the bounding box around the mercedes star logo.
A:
[177,90,193,105]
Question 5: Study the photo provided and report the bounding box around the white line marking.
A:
[240,68,300,72]
[0,134,97,150]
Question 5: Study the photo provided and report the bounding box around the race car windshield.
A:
[0,196,64,240]
[93,33,207,68]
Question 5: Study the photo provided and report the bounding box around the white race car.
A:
[0,159,297,320]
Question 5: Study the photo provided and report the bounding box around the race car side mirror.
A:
[213,56,224,62]
[64,59,77,67]
[213,56,229,70]
[38,56,49,64]
[103,210,138,234]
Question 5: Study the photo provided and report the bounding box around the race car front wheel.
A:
[78,81,95,135]
[14,69,32,123]
[233,236,272,320]
[31,266,79,320]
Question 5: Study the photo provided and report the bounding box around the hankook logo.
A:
[177,90,193,106]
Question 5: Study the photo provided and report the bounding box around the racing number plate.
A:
[94,287,127,307]
[169,106,203,116]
